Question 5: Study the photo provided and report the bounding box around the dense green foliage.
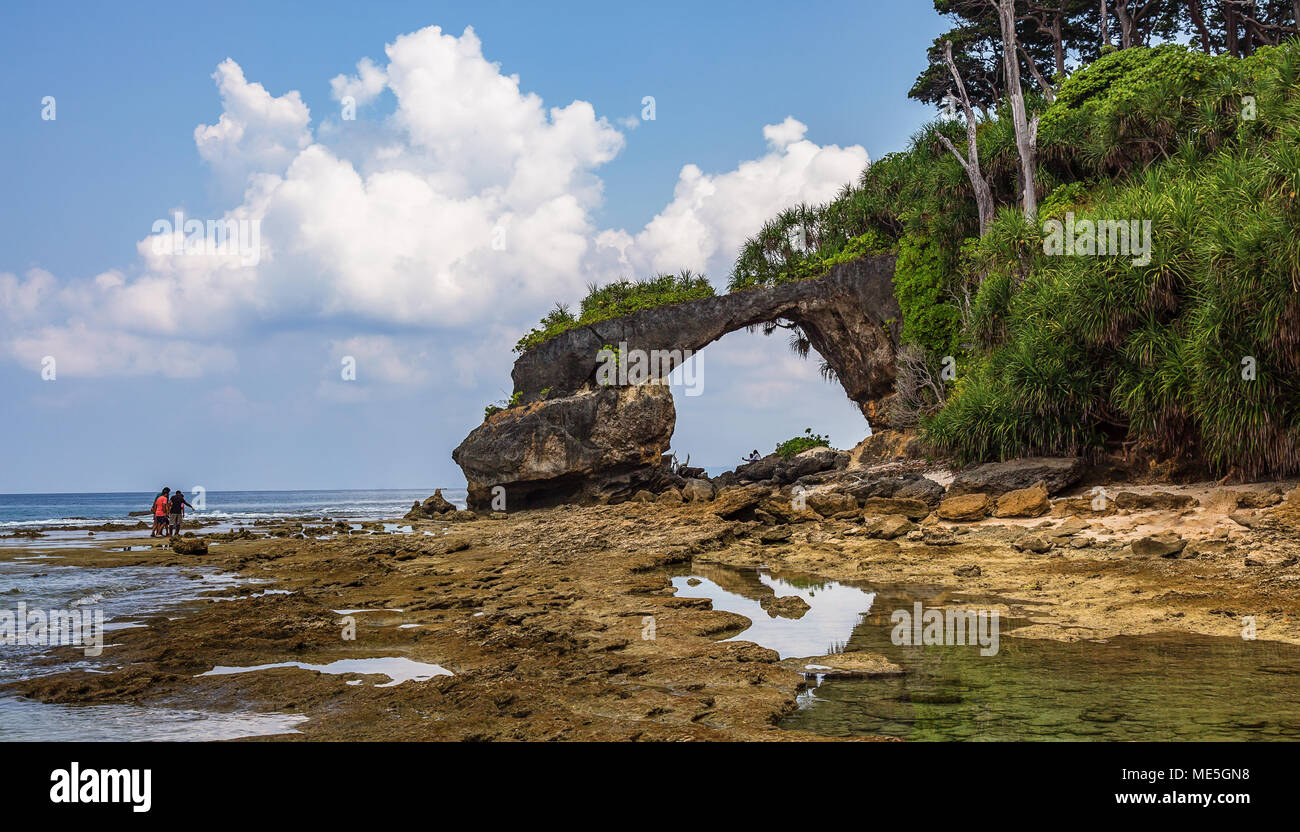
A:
[775,428,831,458]
[514,270,714,353]
[739,39,1300,477]
[505,3,1300,477]
[929,42,1300,477]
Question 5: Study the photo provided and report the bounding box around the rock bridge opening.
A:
[453,255,900,510]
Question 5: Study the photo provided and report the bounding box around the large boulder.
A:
[847,429,925,468]
[1114,491,1197,511]
[452,384,675,510]
[170,536,208,556]
[681,478,715,503]
[863,514,916,539]
[709,484,769,519]
[948,457,1085,498]
[861,497,931,520]
[844,473,944,506]
[994,482,1050,518]
[721,446,846,486]
[805,491,858,517]
[938,493,993,522]
[1131,532,1187,558]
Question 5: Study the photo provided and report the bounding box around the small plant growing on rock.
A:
[775,428,830,458]
[483,391,524,420]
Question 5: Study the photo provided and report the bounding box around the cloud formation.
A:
[0,25,870,384]
[604,116,869,280]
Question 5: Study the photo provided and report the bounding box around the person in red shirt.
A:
[150,488,171,537]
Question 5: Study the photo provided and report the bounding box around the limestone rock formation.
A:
[948,457,1084,497]
[453,256,900,508]
[1132,532,1187,557]
[863,514,916,539]
[717,446,847,487]
[861,497,930,520]
[170,536,208,556]
[405,489,456,520]
[452,384,675,510]
[938,493,993,521]
[994,482,1051,518]
[509,256,899,416]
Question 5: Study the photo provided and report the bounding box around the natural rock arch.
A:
[454,255,900,509]
[510,255,900,413]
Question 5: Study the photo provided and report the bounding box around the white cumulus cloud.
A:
[0,26,871,384]
[606,116,869,281]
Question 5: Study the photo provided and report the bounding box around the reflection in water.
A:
[199,656,453,687]
[677,563,1300,741]
[786,621,1300,741]
[670,567,875,659]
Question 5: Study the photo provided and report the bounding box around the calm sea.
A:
[0,489,467,528]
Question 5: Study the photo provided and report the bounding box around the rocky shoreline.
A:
[5,444,1300,740]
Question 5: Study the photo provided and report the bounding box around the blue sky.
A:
[0,1,947,493]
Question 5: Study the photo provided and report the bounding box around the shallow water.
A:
[199,657,452,687]
[674,563,1300,741]
[0,697,307,741]
[670,569,874,659]
[0,489,464,528]
[0,555,308,740]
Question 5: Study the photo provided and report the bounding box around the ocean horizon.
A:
[0,488,468,528]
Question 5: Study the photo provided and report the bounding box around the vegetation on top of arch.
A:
[513,270,715,354]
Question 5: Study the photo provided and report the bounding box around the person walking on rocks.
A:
[150,488,171,537]
[168,490,195,536]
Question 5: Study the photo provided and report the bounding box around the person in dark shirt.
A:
[168,491,195,537]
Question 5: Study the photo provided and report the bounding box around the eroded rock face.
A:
[718,446,847,487]
[453,257,899,508]
[948,457,1085,497]
[452,384,675,510]
[510,256,900,417]
[938,493,993,521]
[994,482,1051,518]
[405,489,456,520]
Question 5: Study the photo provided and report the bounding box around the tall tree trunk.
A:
[1052,17,1065,76]
[1100,0,1109,50]
[1114,0,1134,47]
[1021,45,1057,101]
[1188,0,1214,53]
[937,40,995,236]
[995,0,1039,221]
[1224,2,1241,58]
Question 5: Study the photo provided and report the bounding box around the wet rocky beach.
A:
[5,448,1300,741]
